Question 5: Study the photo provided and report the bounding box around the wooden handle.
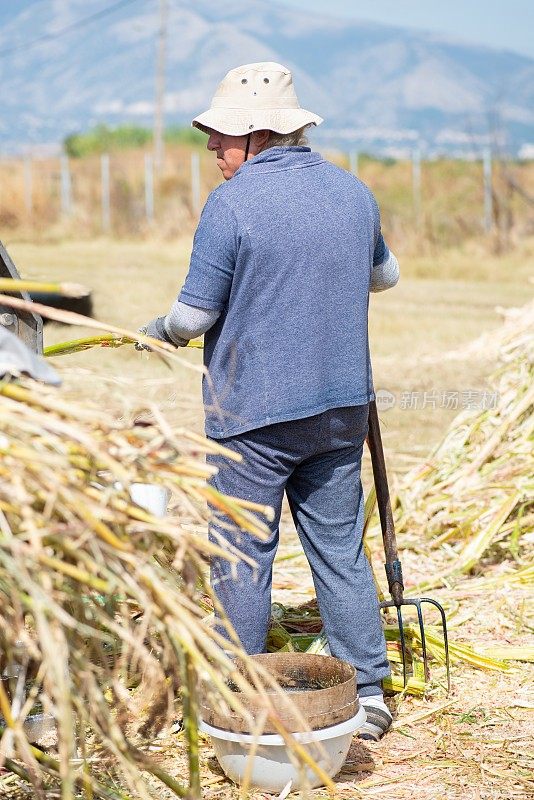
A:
[367,399,404,605]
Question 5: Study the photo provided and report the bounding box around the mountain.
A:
[0,0,532,155]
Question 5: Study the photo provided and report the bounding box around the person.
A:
[140,62,400,740]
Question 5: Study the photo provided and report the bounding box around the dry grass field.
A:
[1,228,533,799]
[1,145,532,252]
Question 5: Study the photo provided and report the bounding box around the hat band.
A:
[210,96,301,110]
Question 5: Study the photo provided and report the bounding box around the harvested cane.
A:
[0,278,90,297]
[44,333,203,357]
[367,399,451,692]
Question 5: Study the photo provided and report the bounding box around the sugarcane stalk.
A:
[382,674,425,696]
[0,278,89,296]
[196,483,271,539]
[475,645,534,662]
[74,500,133,552]
[44,335,131,357]
[79,719,94,800]
[37,552,110,593]
[0,676,15,725]
[124,744,188,798]
[2,757,35,786]
[44,335,203,357]
[181,652,201,799]
[140,763,188,798]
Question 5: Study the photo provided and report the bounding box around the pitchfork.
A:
[367,399,451,693]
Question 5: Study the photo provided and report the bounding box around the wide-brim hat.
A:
[192,62,323,136]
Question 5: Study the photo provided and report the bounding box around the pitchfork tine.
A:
[413,600,430,682]
[396,605,408,688]
[420,597,451,694]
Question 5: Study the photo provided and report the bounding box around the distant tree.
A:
[64,123,204,157]
[165,125,205,146]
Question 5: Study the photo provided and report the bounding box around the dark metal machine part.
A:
[367,399,451,692]
[0,240,43,354]
[29,291,94,321]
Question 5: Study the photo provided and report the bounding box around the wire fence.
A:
[0,145,532,248]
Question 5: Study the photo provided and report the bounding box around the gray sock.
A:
[358,682,383,698]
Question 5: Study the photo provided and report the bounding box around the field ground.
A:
[1,236,533,799]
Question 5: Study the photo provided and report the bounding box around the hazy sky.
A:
[278,0,534,59]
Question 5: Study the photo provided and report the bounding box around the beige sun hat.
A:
[192,62,323,136]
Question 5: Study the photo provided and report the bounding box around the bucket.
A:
[200,652,366,791]
[200,709,366,793]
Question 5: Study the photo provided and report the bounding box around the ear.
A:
[253,129,271,152]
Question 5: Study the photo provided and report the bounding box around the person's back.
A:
[182,146,385,437]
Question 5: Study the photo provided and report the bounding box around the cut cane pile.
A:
[0,376,331,799]
[396,304,534,589]
[0,283,342,799]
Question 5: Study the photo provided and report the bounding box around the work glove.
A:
[134,316,188,351]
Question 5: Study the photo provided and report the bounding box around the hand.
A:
[134,318,170,351]
[134,324,150,352]
[134,317,187,351]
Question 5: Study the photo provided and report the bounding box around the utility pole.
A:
[483,147,493,233]
[153,0,168,174]
[191,152,201,217]
[101,154,111,233]
[412,143,422,229]
[145,153,155,223]
[24,155,33,218]
[349,150,359,177]
[60,154,72,217]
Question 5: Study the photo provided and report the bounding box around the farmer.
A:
[140,62,400,740]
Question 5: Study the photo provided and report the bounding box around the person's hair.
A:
[265,125,312,149]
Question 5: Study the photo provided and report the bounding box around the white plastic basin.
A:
[200,706,366,793]
[129,483,170,518]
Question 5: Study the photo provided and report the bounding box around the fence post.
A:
[483,147,493,233]
[24,156,33,217]
[101,153,111,233]
[349,150,359,177]
[412,145,422,228]
[191,152,201,217]
[60,154,72,216]
[153,0,168,174]
[145,153,155,223]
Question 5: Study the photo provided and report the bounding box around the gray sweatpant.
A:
[207,405,390,695]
